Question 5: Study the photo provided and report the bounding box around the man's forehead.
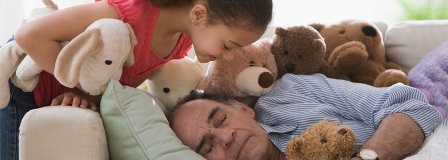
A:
[182,99,218,108]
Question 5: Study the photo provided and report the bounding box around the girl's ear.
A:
[189,3,207,24]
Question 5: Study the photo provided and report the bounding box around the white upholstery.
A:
[405,125,448,160]
[385,20,448,70]
[19,106,108,160]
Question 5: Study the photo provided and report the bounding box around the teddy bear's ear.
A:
[285,137,305,159]
[275,27,288,36]
[255,38,272,51]
[42,0,58,10]
[124,23,137,67]
[308,23,325,32]
[312,39,325,51]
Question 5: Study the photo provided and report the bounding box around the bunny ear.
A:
[55,28,103,88]
[0,41,27,108]
[124,23,137,67]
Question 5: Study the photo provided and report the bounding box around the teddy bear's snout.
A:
[362,26,377,37]
[285,63,296,73]
[338,128,347,135]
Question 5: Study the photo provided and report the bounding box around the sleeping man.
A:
[168,73,442,160]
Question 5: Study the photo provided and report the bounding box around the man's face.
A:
[171,99,272,160]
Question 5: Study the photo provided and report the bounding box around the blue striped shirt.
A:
[254,74,442,153]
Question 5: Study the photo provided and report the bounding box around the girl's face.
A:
[190,23,264,63]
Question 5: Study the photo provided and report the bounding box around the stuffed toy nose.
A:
[285,63,296,73]
[236,67,275,96]
[362,26,377,37]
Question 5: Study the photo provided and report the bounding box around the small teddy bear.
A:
[143,56,204,114]
[309,19,409,87]
[271,25,349,80]
[286,119,356,160]
[198,40,277,107]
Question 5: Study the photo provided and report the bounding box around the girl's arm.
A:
[14,1,120,75]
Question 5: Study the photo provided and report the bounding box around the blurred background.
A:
[1,0,448,44]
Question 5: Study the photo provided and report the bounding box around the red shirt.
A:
[33,0,192,107]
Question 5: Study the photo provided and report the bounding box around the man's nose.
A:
[211,128,235,148]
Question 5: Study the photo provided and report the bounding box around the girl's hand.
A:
[51,92,98,111]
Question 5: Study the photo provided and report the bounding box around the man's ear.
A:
[189,3,207,24]
[230,100,255,118]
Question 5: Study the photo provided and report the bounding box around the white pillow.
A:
[100,79,205,160]
[385,20,448,70]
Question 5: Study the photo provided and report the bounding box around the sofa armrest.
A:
[385,20,448,70]
[19,106,108,160]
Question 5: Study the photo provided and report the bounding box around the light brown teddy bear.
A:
[271,25,349,80]
[286,119,356,160]
[309,19,409,87]
[198,40,277,107]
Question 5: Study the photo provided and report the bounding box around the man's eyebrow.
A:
[229,40,243,48]
[195,107,221,153]
[195,136,205,153]
[207,107,221,123]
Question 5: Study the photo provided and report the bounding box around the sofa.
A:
[18,19,448,160]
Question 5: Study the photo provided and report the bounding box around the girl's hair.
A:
[151,0,273,30]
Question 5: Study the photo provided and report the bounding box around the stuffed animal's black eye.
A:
[284,50,289,55]
[105,60,112,65]
[249,61,255,67]
[163,88,170,93]
[320,139,327,144]
[262,63,266,68]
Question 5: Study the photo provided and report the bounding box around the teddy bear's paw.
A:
[328,41,368,74]
[384,62,408,73]
[373,69,410,87]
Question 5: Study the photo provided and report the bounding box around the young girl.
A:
[1,0,273,159]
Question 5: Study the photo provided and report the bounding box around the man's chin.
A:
[239,144,269,160]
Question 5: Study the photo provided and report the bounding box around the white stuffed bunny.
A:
[0,0,59,108]
[0,0,137,108]
[53,18,137,95]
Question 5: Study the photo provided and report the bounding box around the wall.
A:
[0,0,93,44]
[1,0,404,45]
[271,0,403,27]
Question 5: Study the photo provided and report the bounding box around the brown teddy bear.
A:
[286,119,356,160]
[309,19,409,87]
[198,40,278,107]
[271,25,350,80]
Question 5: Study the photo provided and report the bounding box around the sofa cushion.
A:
[100,79,205,160]
[19,106,108,160]
[385,20,448,70]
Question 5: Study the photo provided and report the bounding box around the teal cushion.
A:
[100,79,205,160]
